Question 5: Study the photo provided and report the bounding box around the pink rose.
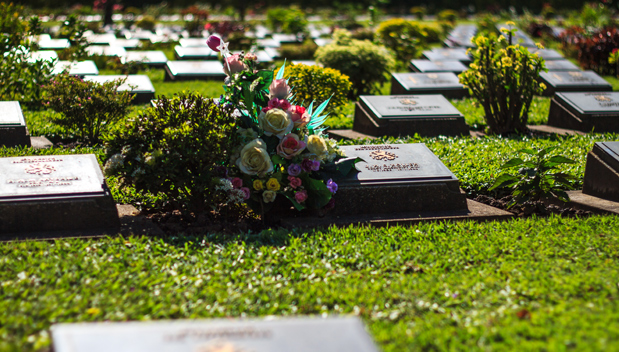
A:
[269,78,291,100]
[294,190,308,203]
[231,177,243,189]
[240,187,251,200]
[223,54,248,75]
[288,105,311,128]
[245,52,257,61]
[266,98,291,112]
[276,133,306,159]
[206,35,222,52]
[288,176,302,189]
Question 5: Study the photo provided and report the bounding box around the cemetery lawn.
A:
[1,216,619,351]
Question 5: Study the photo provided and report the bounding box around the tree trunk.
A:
[103,0,115,27]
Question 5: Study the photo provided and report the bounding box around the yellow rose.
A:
[306,135,328,157]
[263,190,277,203]
[266,178,280,191]
[258,108,293,138]
[237,138,274,176]
[253,179,264,191]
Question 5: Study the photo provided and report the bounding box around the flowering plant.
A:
[207,35,358,213]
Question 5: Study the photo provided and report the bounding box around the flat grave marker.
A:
[583,141,619,202]
[111,39,141,49]
[271,33,301,44]
[84,75,155,104]
[38,38,70,50]
[548,92,619,132]
[353,94,469,137]
[51,317,379,352]
[532,48,564,60]
[496,23,537,47]
[178,38,209,47]
[123,51,168,67]
[174,45,217,60]
[86,33,117,45]
[539,70,612,96]
[422,48,471,64]
[544,59,581,71]
[409,60,468,74]
[164,61,226,81]
[52,60,99,76]
[390,72,467,98]
[27,50,58,63]
[0,101,31,148]
[85,45,127,57]
[0,154,119,234]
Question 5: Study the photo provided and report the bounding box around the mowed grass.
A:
[1,216,619,351]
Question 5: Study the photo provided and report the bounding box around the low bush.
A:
[104,92,239,214]
[409,6,426,20]
[277,40,317,60]
[135,15,156,31]
[315,29,394,98]
[56,14,89,61]
[375,18,432,65]
[43,74,133,143]
[437,9,458,24]
[574,27,619,76]
[266,6,308,35]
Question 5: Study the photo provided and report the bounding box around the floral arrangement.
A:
[206,35,358,213]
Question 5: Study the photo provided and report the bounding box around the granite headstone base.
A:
[390,75,467,99]
[548,95,619,132]
[583,142,619,202]
[353,101,469,137]
[0,126,31,148]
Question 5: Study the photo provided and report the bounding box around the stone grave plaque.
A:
[353,95,469,137]
[123,51,168,67]
[111,39,141,49]
[38,38,70,50]
[532,48,564,60]
[539,71,612,96]
[332,143,467,215]
[583,142,619,202]
[179,38,209,47]
[257,38,281,48]
[86,45,127,57]
[125,30,154,41]
[256,50,274,63]
[313,38,332,47]
[548,92,619,132]
[165,61,226,81]
[272,33,301,44]
[0,154,119,234]
[52,60,99,76]
[86,33,117,45]
[544,59,581,71]
[174,45,217,60]
[51,317,379,352]
[0,101,31,148]
[84,75,155,104]
[422,49,471,64]
[390,72,467,98]
[263,47,280,59]
[409,60,468,74]
[27,50,58,63]
[496,24,536,47]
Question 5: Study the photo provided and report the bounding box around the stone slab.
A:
[123,51,168,67]
[422,49,471,63]
[360,95,463,119]
[582,142,619,201]
[544,59,581,71]
[30,136,53,149]
[164,61,226,81]
[410,60,468,74]
[565,190,619,215]
[532,49,564,60]
[178,38,209,47]
[0,101,31,148]
[390,72,467,98]
[0,154,119,234]
[272,33,301,44]
[86,33,117,45]
[174,45,217,60]
[547,92,619,132]
[52,60,99,76]
[496,24,537,47]
[84,75,155,104]
[85,45,127,57]
[111,39,141,49]
[51,317,379,352]
[27,50,58,63]
[539,71,612,96]
[326,129,376,141]
[38,38,70,50]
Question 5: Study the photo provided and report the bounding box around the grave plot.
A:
[124,30,154,41]
[256,38,281,48]
[390,72,467,99]
[27,50,58,63]
[37,38,70,50]
[544,59,581,71]
[444,24,477,48]
[111,39,141,50]
[539,71,612,96]
[164,61,226,81]
[85,45,127,57]
[272,33,301,44]
[548,92,619,132]
[353,95,469,137]
[51,317,379,352]
[52,60,99,76]
[85,33,117,45]
[583,142,619,202]
[496,23,537,47]
[0,101,31,148]
[122,51,168,67]
[409,60,468,74]
[174,45,217,60]
[422,48,472,65]
[532,48,565,60]
[178,38,209,47]
[84,75,155,104]
[313,38,332,47]
[0,154,119,235]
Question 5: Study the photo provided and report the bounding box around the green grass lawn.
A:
[2,216,619,351]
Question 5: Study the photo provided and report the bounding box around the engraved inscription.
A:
[370,150,398,161]
[355,145,400,151]
[427,74,439,79]
[6,176,80,188]
[164,327,272,342]
[408,76,417,83]
[25,163,56,176]
[399,98,417,105]
[12,157,63,164]
[365,163,420,172]
[195,341,248,352]
[594,95,612,102]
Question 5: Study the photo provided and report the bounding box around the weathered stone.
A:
[123,51,168,67]
[52,61,99,76]
[422,48,471,64]
[547,92,619,132]
[583,142,619,202]
[544,59,581,71]
[539,71,612,96]
[390,72,467,99]
[409,60,468,74]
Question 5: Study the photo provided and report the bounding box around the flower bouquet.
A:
[207,35,359,214]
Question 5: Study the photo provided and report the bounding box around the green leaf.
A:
[271,155,285,165]
[300,173,332,209]
[285,194,306,211]
[501,158,525,169]
[489,173,518,191]
[547,155,576,164]
[518,148,538,156]
[275,60,286,80]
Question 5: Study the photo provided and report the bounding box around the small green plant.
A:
[608,48,619,78]
[104,92,239,214]
[459,25,546,134]
[437,9,458,24]
[43,74,133,143]
[489,146,577,207]
[375,18,428,66]
[409,6,426,20]
[266,6,308,35]
[315,29,394,98]
[57,14,89,61]
[277,40,317,60]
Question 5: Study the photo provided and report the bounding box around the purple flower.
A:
[288,163,302,176]
[326,179,338,194]
[240,187,251,200]
[301,159,314,172]
[311,160,321,171]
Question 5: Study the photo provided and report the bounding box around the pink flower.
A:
[231,177,243,189]
[269,78,291,100]
[266,98,291,112]
[288,176,302,189]
[240,187,251,200]
[207,35,222,52]
[223,53,248,75]
[245,52,258,61]
[277,133,306,159]
[294,190,308,203]
[288,105,311,128]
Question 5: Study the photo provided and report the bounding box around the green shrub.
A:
[375,19,437,66]
[437,9,458,24]
[57,14,89,61]
[277,40,317,60]
[275,63,351,117]
[315,29,394,98]
[266,6,308,34]
[43,74,133,143]
[104,92,238,214]
[459,28,546,135]
[409,6,426,20]
[136,15,156,31]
